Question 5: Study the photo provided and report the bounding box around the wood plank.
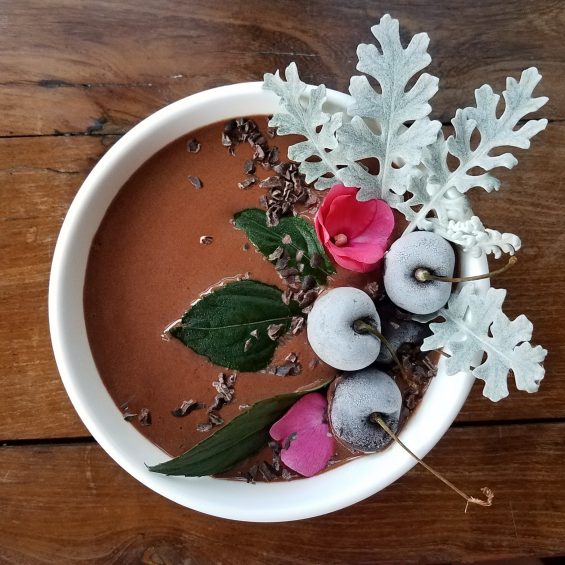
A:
[0,136,114,441]
[1,423,565,563]
[0,0,562,136]
[1,122,563,441]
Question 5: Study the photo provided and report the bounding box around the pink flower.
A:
[269,393,334,478]
[315,184,395,273]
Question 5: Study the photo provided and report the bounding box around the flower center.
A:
[332,233,348,247]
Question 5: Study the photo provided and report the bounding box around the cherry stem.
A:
[370,413,494,512]
[353,319,408,382]
[415,255,518,284]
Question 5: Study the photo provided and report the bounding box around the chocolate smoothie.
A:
[83,116,434,480]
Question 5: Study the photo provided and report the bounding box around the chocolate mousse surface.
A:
[83,116,434,479]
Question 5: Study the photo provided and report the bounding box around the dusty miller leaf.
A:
[263,63,346,190]
[338,13,441,201]
[402,67,548,253]
[421,284,547,402]
[429,216,521,258]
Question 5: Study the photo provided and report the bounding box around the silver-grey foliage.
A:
[421,284,547,402]
[263,14,548,400]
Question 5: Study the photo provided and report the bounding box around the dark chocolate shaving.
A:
[258,462,277,482]
[199,235,213,245]
[196,422,213,433]
[268,357,302,377]
[138,408,152,426]
[364,281,380,299]
[238,175,258,190]
[267,323,283,341]
[186,138,201,153]
[188,175,203,189]
[290,316,305,335]
[208,411,224,426]
[122,410,137,422]
[244,464,259,484]
[171,399,203,418]
[281,469,294,481]
[268,246,284,261]
[243,159,256,174]
[301,275,316,292]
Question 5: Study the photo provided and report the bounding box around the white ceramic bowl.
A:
[49,82,486,522]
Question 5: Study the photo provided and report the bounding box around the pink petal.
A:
[270,393,334,478]
[327,244,383,272]
[330,240,386,264]
[314,183,395,273]
[315,184,357,237]
[325,195,377,239]
[351,199,395,248]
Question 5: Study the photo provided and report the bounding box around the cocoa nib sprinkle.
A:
[267,323,283,341]
[222,117,277,164]
[186,138,201,153]
[261,162,309,227]
[187,175,203,189]
[364,281,380,300]
[267,353,302,377]
[171,399,203,418]
[138,408,152,426]
[208,411,224,426]
[398,345,438,411]
[243,159,256,174]
[238,175,258,190]
[221,117,310,225]
[242,441,295,483]
[122,409,137,422]
[197,373,237,431]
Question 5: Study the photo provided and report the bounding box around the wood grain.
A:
[0,0,562,137]
[2,423,565,564]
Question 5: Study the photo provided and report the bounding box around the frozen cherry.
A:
[384,231,455,315]
[329,368,402,452]
[376,317,432,365]
[307,287,381,371]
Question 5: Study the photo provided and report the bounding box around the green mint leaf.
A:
[148,379,332,476]
[171,279,301,372]
[233,208,335,284]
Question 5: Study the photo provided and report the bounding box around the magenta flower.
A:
[315,184,395,273]
[269,393,334,477]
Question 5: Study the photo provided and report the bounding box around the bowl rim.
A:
[49,81,486,522]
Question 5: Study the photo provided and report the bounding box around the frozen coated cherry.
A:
[307,287,381,371]
[329,368,402,452]
[384,231,455,315]
[376,317,432,364]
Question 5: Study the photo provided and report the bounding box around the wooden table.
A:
[1,1,564,562]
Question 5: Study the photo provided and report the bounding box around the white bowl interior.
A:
[49,82,486,522]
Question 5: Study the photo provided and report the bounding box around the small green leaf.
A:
[148,379,332,476]
[233,208,335,284]
[171,279,300,372]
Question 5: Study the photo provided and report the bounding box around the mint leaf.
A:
[148,379,332,476]
[234,208,335,284]
[171,280,301,372]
